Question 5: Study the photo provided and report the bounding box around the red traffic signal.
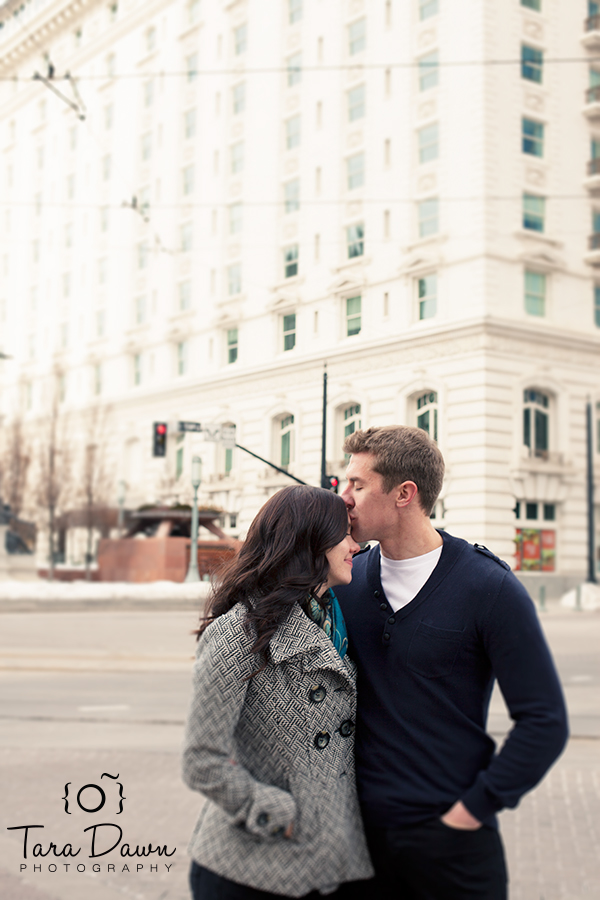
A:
[327,475,339,493]
[153,422,168,457]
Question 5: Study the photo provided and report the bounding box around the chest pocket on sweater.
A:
[407,622,463,678]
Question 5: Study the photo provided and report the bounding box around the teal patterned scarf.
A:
[304,588,348,660]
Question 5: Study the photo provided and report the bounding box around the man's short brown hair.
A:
[343,426,445,515]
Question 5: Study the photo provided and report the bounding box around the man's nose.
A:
[341,486,353,507]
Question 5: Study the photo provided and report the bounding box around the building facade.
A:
[1,0,600,592]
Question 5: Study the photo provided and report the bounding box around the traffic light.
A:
[326,475,339,493]
[152,422,168,457]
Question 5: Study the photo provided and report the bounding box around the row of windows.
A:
[31,264,600,350]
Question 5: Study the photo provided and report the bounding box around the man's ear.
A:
[394,481,419,508]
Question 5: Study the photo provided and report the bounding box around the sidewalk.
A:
[0,603,598,899]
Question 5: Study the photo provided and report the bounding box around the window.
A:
[285,116,301,149]
[420,0,439,19]
[523,389,549,457]
[524,270,546,316]
[60,322,69,350]
[133,353,142,386]
[227,328,238,363]
[419,51,439,91]
[343,404,361,442]
[232,82,246,114]
[522,0,541,8]
[418,123,439,163]
[96,309,105,338]
[418,273,437,319]
[94,363,102,396]
[182,165,194,195]
[184,109,196,139]
[143,80,154,107]
[138,241,149,269]
[514,504,556,571]
[418,198,439,237]
[135,295,146,324]
[348,18,366,55]
[289,0,302,24]
[177,341,188,376]
[523,194,545,232]
[348,84,365,121]
[280,415,294,466]
[104,104,113,130]
[229,203,242,234]
[65,224,73,248]
[141,132,152,160]
[347,153,365,190]
[186,52,198,82]
[234,23,247,55]
[98,258,107,285]
[188,0,200,24]
[521,45,543,83]
[106,53,116,78]
[181,223,193,252]
[284,179,300,212]
[346,223,364,258]
[416,391,438,441]
[100,207,109,232]
[228,263,242,295]
[346,296,361,336]
[283,313,296,350]
[287,53,302,86]
[63,273,71,297]
[146,26,156,52]
[179,281,191,310]
[231,141,244,172]
[522,118,544,157]
[284,245,298,278]
[595,285,600,327]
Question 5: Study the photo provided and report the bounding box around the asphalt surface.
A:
[0,606,598,900]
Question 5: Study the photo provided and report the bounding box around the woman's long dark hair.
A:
[197,485,349,671]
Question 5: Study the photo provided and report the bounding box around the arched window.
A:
[416,391,438,441]
[222,422,236,475]
[343,404,362,460]
[523,389,549,458]
[279,415,295,468]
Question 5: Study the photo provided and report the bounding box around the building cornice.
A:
[0,0,183,82]
[45,316,600,418]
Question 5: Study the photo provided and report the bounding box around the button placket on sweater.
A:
[374,588,395,644]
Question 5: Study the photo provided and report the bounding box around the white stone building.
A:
[1,0,599,593]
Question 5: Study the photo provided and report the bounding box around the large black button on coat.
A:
[314,731,330,749]
[339,720,355,738]
[309,685,326,703]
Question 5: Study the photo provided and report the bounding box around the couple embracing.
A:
[183,426,568,900]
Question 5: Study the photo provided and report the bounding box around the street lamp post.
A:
[117,480,127,536]
[185,455,203,583]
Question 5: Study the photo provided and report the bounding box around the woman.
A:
[182,485,373,899]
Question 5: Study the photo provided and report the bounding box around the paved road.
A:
[0,606,598,899]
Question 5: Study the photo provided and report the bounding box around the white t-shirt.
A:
[380,545,443,613]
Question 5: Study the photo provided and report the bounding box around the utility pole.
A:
[586,399,597,583]
[320,364,328,489]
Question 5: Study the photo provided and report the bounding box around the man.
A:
[334,425,568,900]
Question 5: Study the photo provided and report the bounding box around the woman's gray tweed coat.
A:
[182,601,373,897]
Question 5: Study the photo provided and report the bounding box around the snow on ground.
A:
[560,582,600,611]
[0,578,212,602]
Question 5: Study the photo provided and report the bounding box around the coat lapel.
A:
[268,603,353,682]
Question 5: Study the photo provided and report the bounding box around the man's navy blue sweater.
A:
[334,531,568,828]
